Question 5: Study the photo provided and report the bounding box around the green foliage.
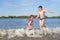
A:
[50,16,60,18]
[0,16,7,18]
[0,15,60,18]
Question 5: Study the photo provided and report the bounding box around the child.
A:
[27,15,34,30]
[36,6,53,29]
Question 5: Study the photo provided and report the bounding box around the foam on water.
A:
[0,27,60,39]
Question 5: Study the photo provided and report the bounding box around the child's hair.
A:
[30,15,34,18]
[38,6,42,8]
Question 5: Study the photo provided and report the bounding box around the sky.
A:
[0,0,60,17]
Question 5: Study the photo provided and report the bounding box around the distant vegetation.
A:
[0,15,37,18]
[0,15,60,18]
[0,16,29,18]
[50,16,60,18]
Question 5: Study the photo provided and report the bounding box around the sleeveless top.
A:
[27,19,33,27]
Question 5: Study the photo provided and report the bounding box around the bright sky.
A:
[0,0,60,16]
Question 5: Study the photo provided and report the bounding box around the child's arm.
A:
[28,21,32,25]
[44,10,54,13]
[36,13,40,19]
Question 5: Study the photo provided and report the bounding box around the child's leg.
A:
[30,26,33,29]
[41,19,45,27]
[39,20,42,28]
[39,19,45,28]
[28,26,33,30]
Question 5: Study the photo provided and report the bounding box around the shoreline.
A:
[0,28,60,40]
[0,16,60,18]
[0,17,60,19]
[0,34,60,40]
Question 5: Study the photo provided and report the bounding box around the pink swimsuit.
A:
[27,19,33,28]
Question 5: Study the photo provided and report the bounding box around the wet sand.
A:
[0,34,60,40]
[0,28,60,40]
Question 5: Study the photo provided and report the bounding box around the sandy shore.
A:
[0,28,60,40]
[0,34,60,40]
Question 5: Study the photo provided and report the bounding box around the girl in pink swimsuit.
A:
[27,15,34,30]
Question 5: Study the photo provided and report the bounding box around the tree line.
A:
[0,15,60,18]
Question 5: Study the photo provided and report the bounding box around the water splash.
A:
[0,27,60,39]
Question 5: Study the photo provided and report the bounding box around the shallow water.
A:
[0,18,60,29]
[0,18,60,40]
